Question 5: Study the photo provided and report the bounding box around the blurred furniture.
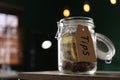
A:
[0,69,18,80]
[18,71,120,80]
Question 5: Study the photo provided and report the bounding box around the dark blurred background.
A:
[0,0,120,72]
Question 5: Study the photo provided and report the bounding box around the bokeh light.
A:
[83,3,90,12]
[63,9,70,17]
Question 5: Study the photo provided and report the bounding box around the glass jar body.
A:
[57,17,97,74]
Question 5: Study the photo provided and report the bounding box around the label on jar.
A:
[74,25,96,62]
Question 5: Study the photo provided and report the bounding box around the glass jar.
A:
[55,17,115,74]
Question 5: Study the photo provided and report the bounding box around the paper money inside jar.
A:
[55,17,115,74]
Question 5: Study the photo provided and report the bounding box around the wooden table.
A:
[18,71,120,80]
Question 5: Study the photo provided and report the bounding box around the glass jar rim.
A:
[59,16,94,24]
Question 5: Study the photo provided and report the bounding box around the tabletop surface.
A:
[18,71,120,80]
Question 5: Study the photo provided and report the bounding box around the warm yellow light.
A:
[83,3,90,12]
[110,0,117,5]
[63,9,70,17]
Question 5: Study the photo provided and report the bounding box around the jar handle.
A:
[96,33,115,64]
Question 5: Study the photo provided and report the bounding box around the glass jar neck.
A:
[55,16,95,39]
[59,16,95,29]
